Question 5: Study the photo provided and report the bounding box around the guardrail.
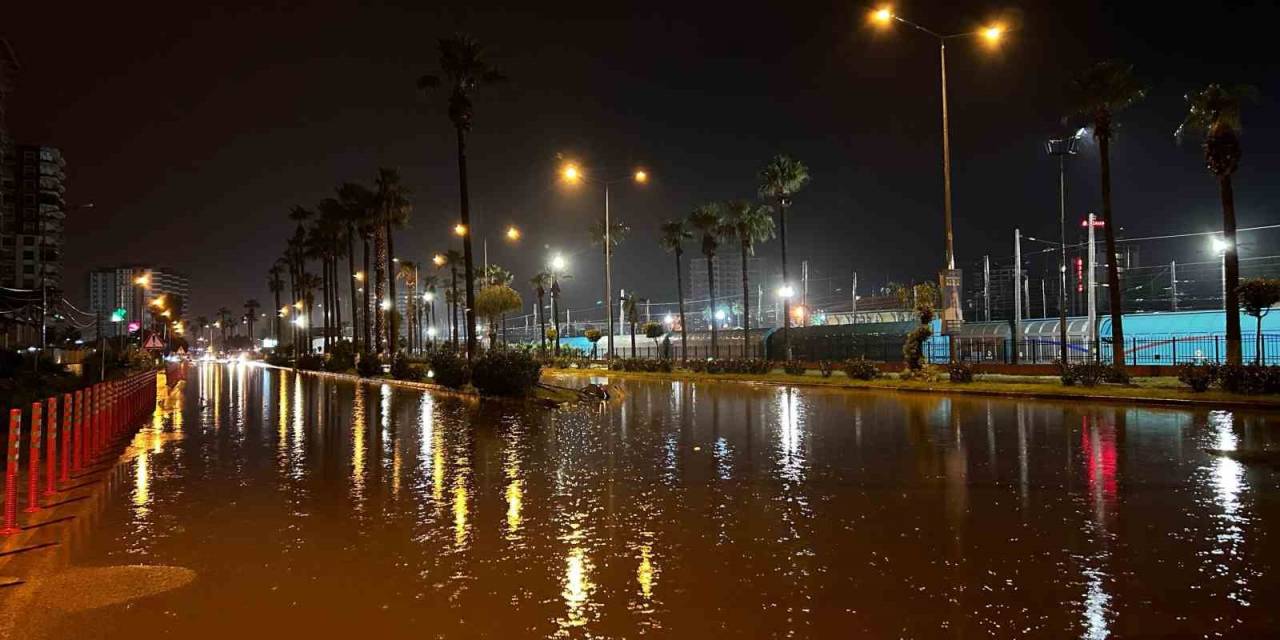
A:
[2,370,158,535]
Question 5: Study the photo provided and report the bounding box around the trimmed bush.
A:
[1216,364,1280,395]
[818,360,835,378]
[428,349,470,389]
[783,360,806,376]
[356,353,383,377]
[686,358,771,375]
[390,356,424,382]
[948,361,975,383]
[842,358,880,380]
[609,358,673,373]
[471,348,542,396]
[326,341,356,372]
[296,354,325,371]
[1176,363,1216,392]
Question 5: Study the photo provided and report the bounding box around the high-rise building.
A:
[88,266,191,337]
[1,145,66,291]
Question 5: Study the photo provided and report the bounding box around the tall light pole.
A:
[1046,133,1079,365]
[549,253,567,356]
[559,161,648,359]
[870,7,1005,353]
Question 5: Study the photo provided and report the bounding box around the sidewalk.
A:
[544,366,1280,410]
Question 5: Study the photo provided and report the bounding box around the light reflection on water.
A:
[56,364,1280,638]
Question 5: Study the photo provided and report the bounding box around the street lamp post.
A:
[1046,134,1080,365]
[560,162,648,360]
[871,7,1005,357]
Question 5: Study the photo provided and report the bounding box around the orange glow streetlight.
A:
[505,225,521,241]
[454,223,468,237]
[869,7,1008,350]
[432,253,446,267]
[556,159,651,358]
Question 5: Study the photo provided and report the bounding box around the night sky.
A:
[6,1,1280,317]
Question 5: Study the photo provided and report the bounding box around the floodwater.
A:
[23,363,1280,637]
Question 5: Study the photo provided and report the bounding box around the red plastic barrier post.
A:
[72,390,82,473]
[2,410,20,534]
[44,397,57,496]
[88,385,97,460]
[60,394,71,483]
[25,402,42,512]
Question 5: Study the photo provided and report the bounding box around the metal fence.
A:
[934,334,1280,366]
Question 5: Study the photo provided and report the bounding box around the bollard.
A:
[2,410,20,535]
[44,397,57,496]
[26,402,42,512]
[60,394,71,483]
[72,390,82,473]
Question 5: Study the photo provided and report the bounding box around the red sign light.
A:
[1080,218,1105,228]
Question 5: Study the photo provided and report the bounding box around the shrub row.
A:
[842,358,881,380]
[1059,362,1129,387]
[686,358,773,375]
[1177,363,1280,394]
[609,358,674,373]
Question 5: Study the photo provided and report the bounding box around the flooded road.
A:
[35,363,1280,637]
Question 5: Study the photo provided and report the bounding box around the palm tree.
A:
[1067,60,1146,371]
[338,182,375,353]
[589,217,631,345]
[196,315,210,349]
[550,268,572,357]
[244,299,261,343]
[1177,84,1256,366]
[530,271,552,356]
[216,307,232,346]
[758,155,810,360]
[480,264,514,344]
[723,200,775,356]
[659,219,693,362]
[297,272,320,353]
[421,274,440,345]
[397,260,419,353]
[267,261,285,342]
[418,34,506,361]
[437,250,464,349]
[622,292,642,356]
[688,203,728,358]
[376,168,412,354]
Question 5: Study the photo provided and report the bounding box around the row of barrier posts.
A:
[2,370,159,535]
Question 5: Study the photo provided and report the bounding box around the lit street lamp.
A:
[559,160,649,359]
[870,6,1006,350]
[549,253,568,356]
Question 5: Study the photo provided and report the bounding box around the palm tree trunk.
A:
[1099,134,1126,370]
[362,238,372,352]
[741,240,751,358]
[779,204,791,360]
[1257,315,1264,366]
[272,285,281,343]
[385,218,398,354]
[706,254,718,359]
[348,224,360,352]
[1221,173,1242,365]
[321,260,330,353]
[552,285,561,357]
[374,227,387,354]
[675,251,687,363]
[630,321,636,355]
[451,266,460,349]
[333,257,343,346]
[454,126,478,361]
[537,292,546,356]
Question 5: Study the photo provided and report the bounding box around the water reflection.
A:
[58,366,1280,639]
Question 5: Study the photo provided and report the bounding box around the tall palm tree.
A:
[397,260,419,353]
[297,272,319,353]
[1067,60,1146,371]
[216,307,232,346]
[338,182,375,353]
[622,292,642,356]
[758,155,810,359]
[196,315,210,349]
[418,34,507,361]
[688,203,728,358]
[480,264,514,344]
[244,299,261,343]
[659,219,693,362]
[267,261,285,342]
[1178,84,1256,365]
[530,271,552,356]
[421,274,440,345]
[723,200,776,356]
[376,168,412,354]
[438,250,464,349]
[589,217,631,344]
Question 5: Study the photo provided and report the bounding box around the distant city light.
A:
[551,254,567,271]
[454,223,468,237]
[714,309,726,321]
[380,299,392,310]
[561,163,581,182]
[1211,237,1232,254]
[633,169,648,184]
[663,313,674,325]
[506,226,521,240]
[777,285,795,299]
[427,327,438,338]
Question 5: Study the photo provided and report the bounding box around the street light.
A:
[558,159,650,359]
[870,6,1008,347]
[454,223,468,237]
[505,225,521,241]
[1046,131,1081,365]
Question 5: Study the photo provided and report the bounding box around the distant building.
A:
[88,266,191,337]
[0,145,67,291]
[687,244,762,330]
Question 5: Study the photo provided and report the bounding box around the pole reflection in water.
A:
[46,365,1280,639]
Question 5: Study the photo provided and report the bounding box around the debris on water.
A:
[581,384,609,400]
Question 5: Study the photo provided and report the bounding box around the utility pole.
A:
[1013,229,1022,364]
[1170,260,1179,311]
[983,255,991,321]
[801,260,809,307]
[1086,213,1098,361]
[851,272,858,322]
[1040,280,1047,320]
[1024,274,1031,320]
